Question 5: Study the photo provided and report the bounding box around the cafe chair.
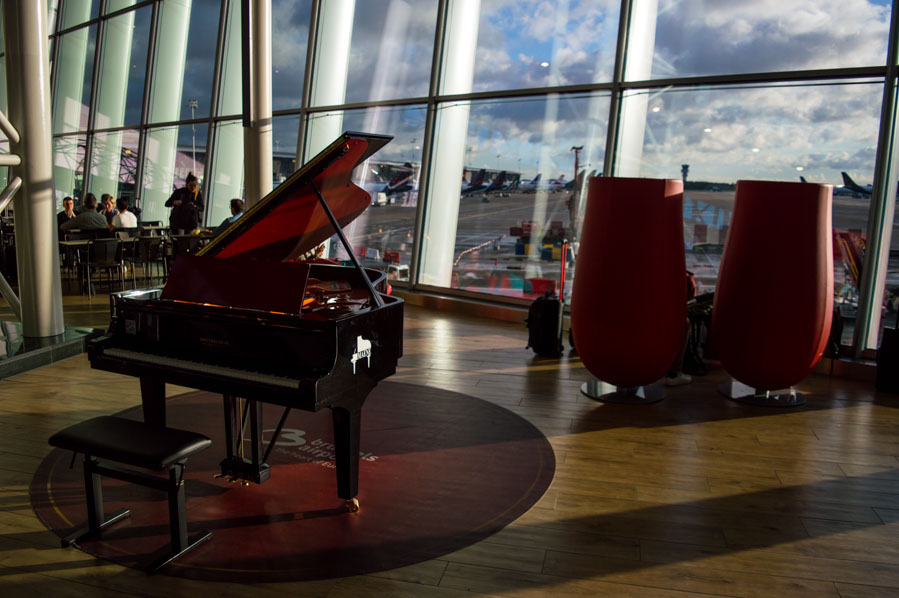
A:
[84,238,128,298]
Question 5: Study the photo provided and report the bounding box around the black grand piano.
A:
[88,132,403,512]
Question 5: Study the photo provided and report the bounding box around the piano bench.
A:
[49,416,212,573]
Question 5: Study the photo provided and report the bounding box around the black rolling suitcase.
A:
[526,242,567,357]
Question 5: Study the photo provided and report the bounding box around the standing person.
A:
[57,196,78,230]
[99,194,118,225]
[165,172,204,235]
[109,198,138,233]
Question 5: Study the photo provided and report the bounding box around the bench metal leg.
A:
[147,467,211,574]
[61,456,131,547]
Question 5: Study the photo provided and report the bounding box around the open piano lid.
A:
[198,131,392,261]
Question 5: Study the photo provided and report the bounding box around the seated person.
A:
[108,198,138,234]
[212,198,245,236]
[99,194,118,224]
[57,196,78,230]
[60,193,107,233]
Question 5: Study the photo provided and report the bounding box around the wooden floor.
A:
[1,291,899,597]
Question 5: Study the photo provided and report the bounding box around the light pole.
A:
[188,99,198,172]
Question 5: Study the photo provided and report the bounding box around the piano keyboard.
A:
[102,347,302,389]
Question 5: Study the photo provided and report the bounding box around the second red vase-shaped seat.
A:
[711,180,833,406]
[571,177,686,403]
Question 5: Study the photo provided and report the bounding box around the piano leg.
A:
[331,404,362,512]
[140,378,166,426]
[219,395,270,484]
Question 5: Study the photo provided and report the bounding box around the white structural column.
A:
[418,0,480,287]
[614,0,658,176]
[91,5,136,198]
[142,0,191,224]
[3,0,65,337]
[302,0,355,160]
[243,0,273,206]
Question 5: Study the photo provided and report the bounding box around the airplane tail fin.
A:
[841,172,855,188]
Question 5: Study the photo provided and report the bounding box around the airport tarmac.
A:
[343,187,899,338]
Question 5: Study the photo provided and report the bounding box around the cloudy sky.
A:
[267,0,891,186]
[43,0,894,189]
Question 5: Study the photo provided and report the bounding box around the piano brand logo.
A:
[351,335,372,373]
[200,336,229,348]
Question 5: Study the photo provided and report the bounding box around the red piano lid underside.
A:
[200,133,389,262]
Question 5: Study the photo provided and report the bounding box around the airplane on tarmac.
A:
[382,162,417,199]
[518,173,542,192]
[482,171,508,194]
[547,174,566,192]
[461,169,487,195]
[501,173,521,192]
[799,174,858,197]
[841,171,873,196]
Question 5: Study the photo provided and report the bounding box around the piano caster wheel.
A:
[345,498,360,513]
[241,480,250,486]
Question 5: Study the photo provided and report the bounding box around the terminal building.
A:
[1,1,899,596]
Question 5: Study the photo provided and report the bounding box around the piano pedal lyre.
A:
[345,498,360,513]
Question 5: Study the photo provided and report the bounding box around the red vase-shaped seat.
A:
[571,177,686,390]
[711,180,833,392]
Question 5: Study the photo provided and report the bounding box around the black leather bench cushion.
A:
[49,416,212,470]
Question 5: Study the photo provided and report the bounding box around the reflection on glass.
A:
[306,106,426,283]
[148,1,218,124]
[180,1,219,121]
[207,120,244,226]
[218,0,242,116]
[472,0,619,92]
[88,129,139,204]
[272,0,312,110]
[141,125,207,225]
[344,0,437,103]
[105,0,137,15]
[624,81,882,345]
[54,134,87,205]
[52,25,96,133]
[59,0,99,30]
[423,94,608,300]
[647,0,890,79]
[272,114,300,186]
[879,181,899,347]
[94,6,150,128]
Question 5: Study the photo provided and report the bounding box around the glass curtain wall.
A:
[42,0,899,352]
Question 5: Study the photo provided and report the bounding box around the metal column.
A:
[2,0,65,338]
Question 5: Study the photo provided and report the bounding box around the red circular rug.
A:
[31,382,554,582]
